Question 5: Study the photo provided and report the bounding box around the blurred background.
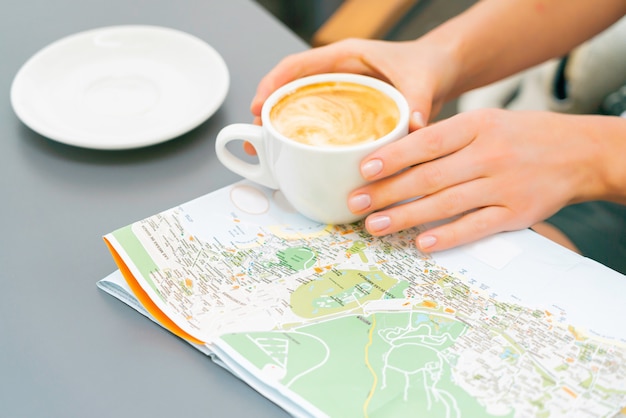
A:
[253,0,477,118]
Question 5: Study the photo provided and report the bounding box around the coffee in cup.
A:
[269,81,400,147]
[215,73,409,224]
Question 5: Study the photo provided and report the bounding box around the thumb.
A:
[410,110,427,131]
[398,83,434,131]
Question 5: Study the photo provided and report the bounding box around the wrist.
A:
[564,114,626,204]
[413,5,508,102]
[593,115,626,203]
[410,28,465,103]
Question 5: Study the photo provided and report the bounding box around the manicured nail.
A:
[361,159,383,178]
[348,194,371,212]
[411,111,426,128]
[418,235,437,249]
[367,215,391,232]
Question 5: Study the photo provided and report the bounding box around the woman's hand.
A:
[348,109,613,252]
[250,38,459,131]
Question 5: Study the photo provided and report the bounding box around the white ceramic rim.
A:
[261,73,410,153]
[10,25,230,150]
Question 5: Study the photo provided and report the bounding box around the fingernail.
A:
[348,194,371,212]
[361,159,383,178]
[367,215,391,232]
[411,111,426,128]
[418,235,437,249]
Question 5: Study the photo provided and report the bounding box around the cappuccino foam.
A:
[270,81,400,147]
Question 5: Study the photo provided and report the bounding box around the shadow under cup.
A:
[215,73,410,224]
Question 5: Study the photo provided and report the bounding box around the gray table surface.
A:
[0,1,305,416]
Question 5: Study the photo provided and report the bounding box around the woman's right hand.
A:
[249,37,459,132]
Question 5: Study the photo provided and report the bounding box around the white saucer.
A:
[11,25,230,150]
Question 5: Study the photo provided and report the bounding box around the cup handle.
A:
[215,123,279,189]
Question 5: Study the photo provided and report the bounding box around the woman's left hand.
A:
[348,108,609,252]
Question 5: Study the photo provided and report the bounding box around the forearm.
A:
[420,0,626,99]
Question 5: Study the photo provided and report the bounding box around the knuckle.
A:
[338,37,361,46]
[393,213,418,234]
[431,224,460,251]
[333,38,366,55]
[437,189,464,216]
[422,130,445,157]
[470,216,491,235]
[474,108,507,131]
[377,206,415,235]
[473,107,498,121]
[420,163,445,191]
[278,53,299,67]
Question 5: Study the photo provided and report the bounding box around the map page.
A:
[103,181,626,418]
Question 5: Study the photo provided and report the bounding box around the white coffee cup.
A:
[215,73,410,224]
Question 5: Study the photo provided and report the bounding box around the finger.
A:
[241,117,264,156]
[360,113,478,181]
[373,45,451,131]
[350,148,484,214]
[410,111,427,131]
[243,141,257,156]
[415,206,517,252]
[362,177,496,235]
[392,76,434,131]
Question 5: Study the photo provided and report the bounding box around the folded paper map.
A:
[100,180,626,417]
